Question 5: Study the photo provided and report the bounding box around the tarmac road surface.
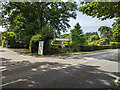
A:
[0,47,119,88]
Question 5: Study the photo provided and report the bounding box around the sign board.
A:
[38,41,44,55]
[54,38,69,41]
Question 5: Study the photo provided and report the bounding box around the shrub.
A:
[110,42,120,48]
[2,40,7,47]
[29,34,43,53]
[110,42,120,45]
[2,32,16,48]
[88,41,96,46]
[47,46,69,55]
[99,40,107,45]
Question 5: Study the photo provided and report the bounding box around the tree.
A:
[70,23,87,45]
[1,2,77,49]
[1,2,77,33]
[89,35,99,42]
[111,18,120,42]
[58,34,70,39]
[85,32,99,43]
[98,26,112,45]
[79,2,120,20]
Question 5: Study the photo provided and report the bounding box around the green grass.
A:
[7,48,30,53]
[6,47,117,57]
[47,49,117,56]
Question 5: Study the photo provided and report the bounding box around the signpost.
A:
[38,41,44,55]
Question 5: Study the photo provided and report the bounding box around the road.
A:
[0,47,119,88]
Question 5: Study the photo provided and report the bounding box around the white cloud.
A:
[62,11,115,35]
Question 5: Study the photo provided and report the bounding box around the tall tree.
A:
[89,35,100,43]
[1,2,77,33]
[1,2,77,48]
[98,26,112,45]
[111,18,120,42]
[85,32,99,43]
[70,23,87,45]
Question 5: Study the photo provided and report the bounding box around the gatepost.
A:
[38,41,44,55]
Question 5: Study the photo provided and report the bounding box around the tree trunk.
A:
[36,3,41,32]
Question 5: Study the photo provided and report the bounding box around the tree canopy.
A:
[85,32,99,43]
[1,2,77,33]
[89,35,99,42]
[111,18,120,42]
[98,26,112,44]
[79,2,120,20]
[1,2,77,48]
[70,23,87,45]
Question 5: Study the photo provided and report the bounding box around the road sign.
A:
[38,41,44,55]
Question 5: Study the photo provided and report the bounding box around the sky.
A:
[61,11,115,35]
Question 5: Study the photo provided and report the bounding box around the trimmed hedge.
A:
[29,34,43,53]
[52,45,120,53]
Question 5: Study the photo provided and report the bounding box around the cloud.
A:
[62,11,115,35]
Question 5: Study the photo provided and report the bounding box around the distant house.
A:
[51,38,70,45]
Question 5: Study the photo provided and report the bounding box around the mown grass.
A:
[7,47,117,57]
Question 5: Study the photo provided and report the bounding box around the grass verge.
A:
[6,47,118,57]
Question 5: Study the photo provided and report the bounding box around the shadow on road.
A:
[1,57,119,88]
[0,50,6,52]
[11,50,28,55]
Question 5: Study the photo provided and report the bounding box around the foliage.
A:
[89,35,99,42]
[45,46,67,55]
[0,34,1,39]
[2,39,7,47]
[88,41,96,46]
[1,2,77,33]
[58,34,70,39]
[1,2,77,52]
[98,40,107,46]
[40,24,55,40]
[2,31,16,47]
[98,26,112,45]
[70,23,87,45]
[2,31,25,48]
[79,2,120,20]
[85,32,99,43]
[29,34,43,53]
[111,18,120,42]
[58,34,70,45]
[88,39,108,46]
[110,42,120,47]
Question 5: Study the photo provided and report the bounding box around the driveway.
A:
[0,47,119,88]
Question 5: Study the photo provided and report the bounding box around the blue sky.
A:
[61,11,115,35]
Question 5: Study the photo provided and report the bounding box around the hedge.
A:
[29,34,43,53]
[52,45,120,53]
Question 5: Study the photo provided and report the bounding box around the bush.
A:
[110,42,120,46]
[2,32,25,48]
[110,42,120,48]
[2,40,7,47]
[99,40,107,45]
[46,46,70,55]
[2,32,16,48]
[29,34,43,53]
